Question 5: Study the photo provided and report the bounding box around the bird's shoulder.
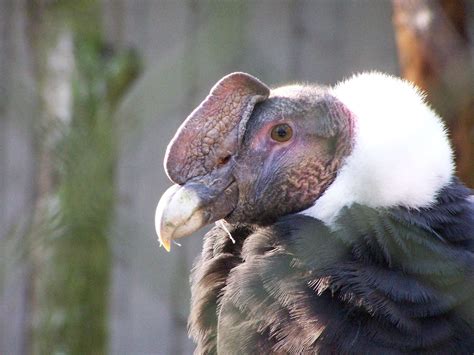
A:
[190,178,474,354]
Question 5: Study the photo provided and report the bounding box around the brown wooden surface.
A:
[393,0,474,187]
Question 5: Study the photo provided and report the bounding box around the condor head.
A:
[155,72,354,251]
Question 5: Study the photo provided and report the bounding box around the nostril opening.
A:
[218,155,231,166]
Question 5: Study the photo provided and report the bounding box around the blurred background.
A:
[0,0,472,354]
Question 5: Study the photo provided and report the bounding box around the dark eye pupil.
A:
[277,126,287,137]
[271,123,293,142]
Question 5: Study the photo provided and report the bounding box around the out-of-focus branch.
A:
[392,0,474,186]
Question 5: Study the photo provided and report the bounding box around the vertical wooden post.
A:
[392,0,474,186]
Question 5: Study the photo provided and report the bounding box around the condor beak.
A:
[156,73,269,251]
[155,185,205,251]
[155,179,238,252]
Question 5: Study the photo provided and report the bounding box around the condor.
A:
[155,72,474,354]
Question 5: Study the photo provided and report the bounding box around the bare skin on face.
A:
[227,95,354,224]
[156,73,354,250]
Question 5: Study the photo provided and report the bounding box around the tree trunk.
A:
[25,1,140,353]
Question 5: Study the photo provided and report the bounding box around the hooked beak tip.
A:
[155,184,206,252]
[160,238,171,252]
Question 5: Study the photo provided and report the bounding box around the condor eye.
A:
[270,123,293,142]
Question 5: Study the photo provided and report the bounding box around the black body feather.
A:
[189,178,474,354]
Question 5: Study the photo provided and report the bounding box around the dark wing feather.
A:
[189,179,474,354]
[188,225,251,355]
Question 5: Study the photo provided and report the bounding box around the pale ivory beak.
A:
[155,184,207,252]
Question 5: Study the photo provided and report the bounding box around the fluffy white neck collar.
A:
[302,72,454,225]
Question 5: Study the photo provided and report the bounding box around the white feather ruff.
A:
[302,72,454,225]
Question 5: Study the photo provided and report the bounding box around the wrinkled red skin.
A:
[165,73,269,185]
